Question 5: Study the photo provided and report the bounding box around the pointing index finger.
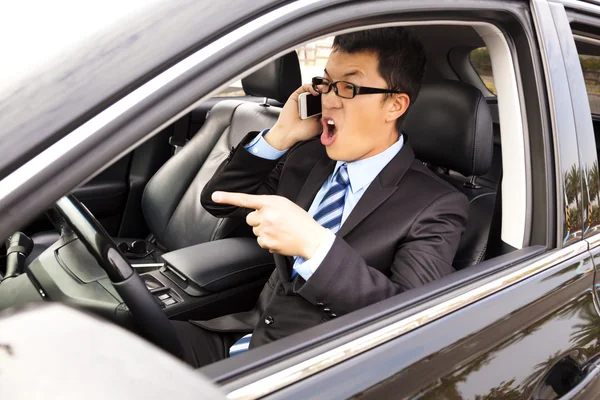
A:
[211,191,265,209]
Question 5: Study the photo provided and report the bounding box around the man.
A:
[172,27,469,368]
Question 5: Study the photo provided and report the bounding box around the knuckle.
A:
[263,212,273,224]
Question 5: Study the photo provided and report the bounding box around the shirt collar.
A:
[333,134,404,194]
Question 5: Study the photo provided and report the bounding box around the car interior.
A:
[0,24,527,365]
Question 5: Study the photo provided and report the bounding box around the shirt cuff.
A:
[292,230,336,281]
[244,129,288,160]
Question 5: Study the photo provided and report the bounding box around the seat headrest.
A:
[404,80,493,177]
[241,52,302,103]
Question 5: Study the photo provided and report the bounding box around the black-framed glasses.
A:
[312,76,400,99]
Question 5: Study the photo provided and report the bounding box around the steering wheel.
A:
[53,195,182,357]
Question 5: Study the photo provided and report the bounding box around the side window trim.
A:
[473,23,528,249]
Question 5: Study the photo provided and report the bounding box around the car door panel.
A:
[267,246,599,399]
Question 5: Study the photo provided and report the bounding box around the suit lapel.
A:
[338,140,416,238]
[295,154,335,211]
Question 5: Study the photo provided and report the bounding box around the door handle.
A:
[532,356,600,399]
[561,363,600,400]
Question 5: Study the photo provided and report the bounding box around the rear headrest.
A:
[242,52,302,103]
[404,80,493,177]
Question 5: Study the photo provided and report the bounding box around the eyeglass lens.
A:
[313,77,355,99]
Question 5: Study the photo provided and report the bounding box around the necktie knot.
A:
[336,164,350,188]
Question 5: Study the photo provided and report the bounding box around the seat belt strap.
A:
[169,114,190,155]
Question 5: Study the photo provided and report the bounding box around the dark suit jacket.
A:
[193,132,469,348]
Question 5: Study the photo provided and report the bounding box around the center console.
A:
[137,237,275,320]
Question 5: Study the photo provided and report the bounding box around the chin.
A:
[324,145,344,161]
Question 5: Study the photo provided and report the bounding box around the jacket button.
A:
[316,302,324,307]
[264,316,274,325]
[330,313,337,318]
[323,308,331,313]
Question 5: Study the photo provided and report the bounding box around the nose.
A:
[321,89,342,110]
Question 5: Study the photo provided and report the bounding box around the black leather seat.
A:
[404,80,495,269]
[28,52,301,263]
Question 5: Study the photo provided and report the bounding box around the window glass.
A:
[469,47,496,95]
[579,54,600,115]
[214,80,245,97]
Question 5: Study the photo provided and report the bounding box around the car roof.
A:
[0,0,284,180]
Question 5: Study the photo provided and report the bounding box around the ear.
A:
[385,93,410,123]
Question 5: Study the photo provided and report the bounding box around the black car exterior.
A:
[3,0,600,399]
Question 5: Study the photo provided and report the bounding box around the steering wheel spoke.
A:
[53,195,182,357]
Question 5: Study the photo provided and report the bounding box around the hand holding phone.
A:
[298,92,322,119]
[263,84,322,150]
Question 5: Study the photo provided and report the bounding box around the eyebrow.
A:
[324,68,364,79]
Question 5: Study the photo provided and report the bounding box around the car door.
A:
[209,1,600,399]
[3,0,600,399]
[560,1,600,397]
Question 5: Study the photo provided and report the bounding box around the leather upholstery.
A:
[404,80,493,177]
[438,175,496,269]
[161,238,274,295]
[404,80,497,269]
[143,101,281,250]
[142,54,301,250]
[241,52,302,103]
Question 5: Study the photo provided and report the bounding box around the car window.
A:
[578,54,600,115]
[215,79,245,97]
[469,47,496,95]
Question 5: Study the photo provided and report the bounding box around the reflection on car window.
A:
[469,47,496,95]
[579,54,600,115]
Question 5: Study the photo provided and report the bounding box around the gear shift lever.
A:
[4,232,33,279]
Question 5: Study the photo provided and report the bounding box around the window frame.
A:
[206,14,551,399]
[206,15,549,400]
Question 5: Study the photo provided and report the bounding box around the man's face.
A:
[320,50,400,162]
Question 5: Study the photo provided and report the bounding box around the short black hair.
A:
[333,27,426,125]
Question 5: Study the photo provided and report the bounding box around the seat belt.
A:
[169,114,190,155]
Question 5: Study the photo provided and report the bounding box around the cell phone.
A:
[298,92,322,119]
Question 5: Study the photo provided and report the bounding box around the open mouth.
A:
[321,117,337,146]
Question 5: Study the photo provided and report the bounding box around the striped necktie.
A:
[291,164,350,278]
[312,163,350,233]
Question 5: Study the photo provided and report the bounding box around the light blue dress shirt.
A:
[245,129,404,280]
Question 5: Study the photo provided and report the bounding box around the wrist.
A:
[302,225,327,259]
[264,126,295,151]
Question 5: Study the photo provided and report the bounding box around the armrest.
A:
[160,238,274,297]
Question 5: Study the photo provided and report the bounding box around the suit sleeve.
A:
[296,191,469,316]
[200,132,288,219]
